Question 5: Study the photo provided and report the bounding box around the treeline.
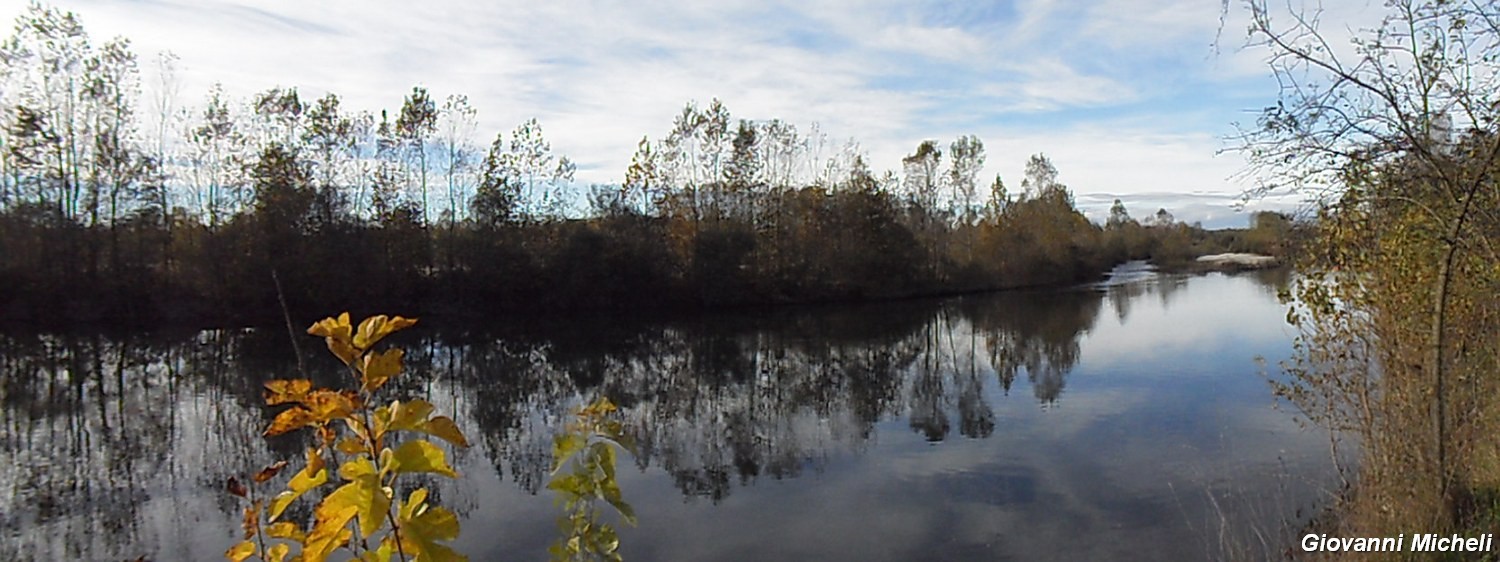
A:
[0,4,1280,328]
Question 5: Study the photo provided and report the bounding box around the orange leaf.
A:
[302,390,358,422]
[241,501,261,539]
[226,476,247,498]
[264,379,313,406]
[253,460,289,483]
[265,406,317,436]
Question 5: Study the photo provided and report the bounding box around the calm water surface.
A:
[0,265,1338,561]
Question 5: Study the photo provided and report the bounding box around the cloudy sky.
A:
[7,0,1380,227]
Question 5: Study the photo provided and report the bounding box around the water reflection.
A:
[0,266,1330,561]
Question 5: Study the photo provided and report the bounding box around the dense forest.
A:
[0,4,1290,328]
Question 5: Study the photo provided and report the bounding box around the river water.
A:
[0,264,1339,561]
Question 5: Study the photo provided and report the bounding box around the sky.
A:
[3,0,1383,228]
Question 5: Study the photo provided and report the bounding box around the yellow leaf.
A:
[344,416,371,443]
[401,504,466,562]
[323,479,389,540]
[386,399,435,432]
[384,401,469,448]
[360,537,398,562]
[327,336,360,367]
[335,436,365,455]
[307,312,352,340]
[225,540,255,562]
[269,464,327,521]
[306,446,326,476]
[327,456,389,539]
[310,313,358,365]
[399,488,430,522]
[265,521,306,542]
[388,439,458,478]
[361,348,404,393]
[302,501,356,562]
[420,417,470,448]
[265,406,317,436]
[353,314,418,350]
[264,379,313,406]
[411,541,467,562]
[265,543,289,562]
[339,456,379,481]
[408,506,459,545]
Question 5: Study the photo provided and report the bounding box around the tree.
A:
[470,130,521,228]
[947,135,985,263]
[622,135,660,215]
[303,93,355,227]
[902,140,942,213]
[85,36,154,275]
[1149,208,1173,226]
[395,86,436,225]
[722,119,761,222]
[947,135,985,225]
[498,117,573,221]
[1107,199,1132,229]
[1238,0,1500,525]
[984,174,1009,224]
[251,86,304,150]
[698,98,731,218]
[437,94,476,227]
[1020,153,1069,207]
[146,51,181,241]
[2,3,93,221]
[189,84,246,228]
[902,140,943,278]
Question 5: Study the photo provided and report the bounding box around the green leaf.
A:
[551,433,587,472]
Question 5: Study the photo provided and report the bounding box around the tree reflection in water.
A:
[0,286,1112,560]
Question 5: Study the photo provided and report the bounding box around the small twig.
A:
[272,268,308,379]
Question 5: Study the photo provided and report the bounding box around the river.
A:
[0,264,1339,561]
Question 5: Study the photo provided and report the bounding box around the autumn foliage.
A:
[224,313,471,562]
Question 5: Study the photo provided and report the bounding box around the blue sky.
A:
[11,0,1382,227]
